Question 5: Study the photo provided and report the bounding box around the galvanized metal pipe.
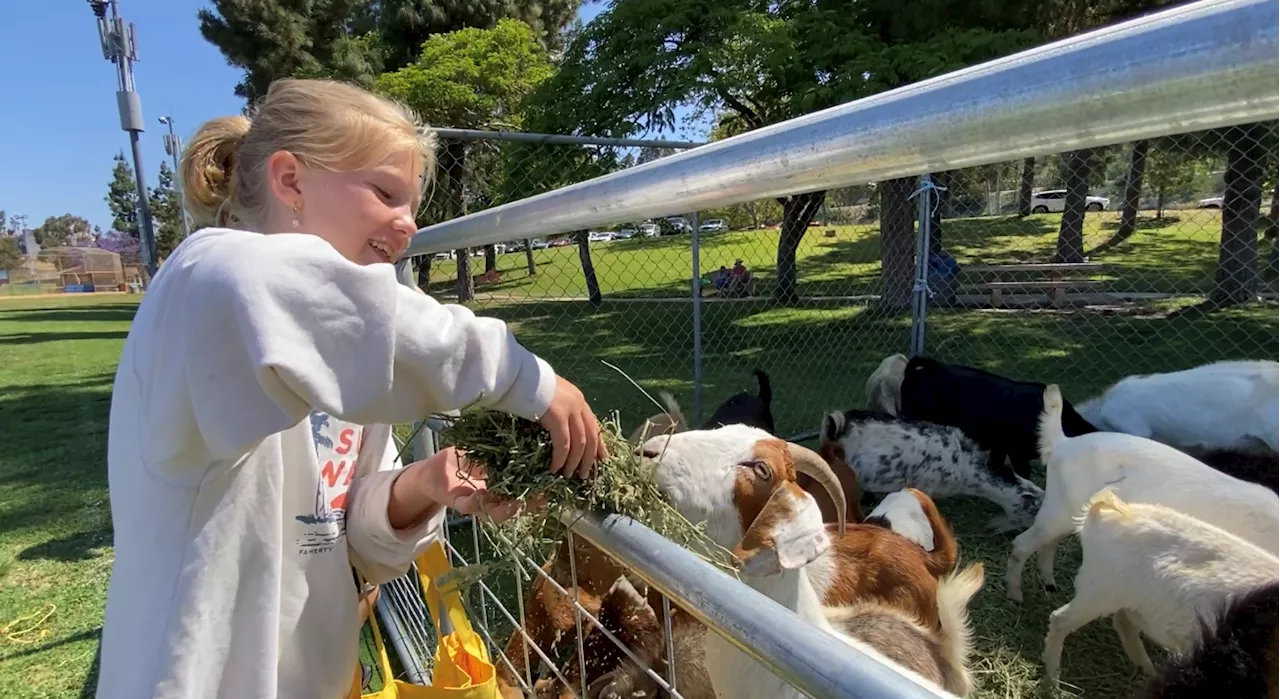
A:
[909,176,933,358]
[566,512,953,699]
[406,0,1278,257]
[430,126,704,149]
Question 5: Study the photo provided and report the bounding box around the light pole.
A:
[89,0,157,278]
[158,115,191,240]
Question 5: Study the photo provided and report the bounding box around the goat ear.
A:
[732,482,830,577]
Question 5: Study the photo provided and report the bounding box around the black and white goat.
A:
[1140,579,1279,698]
[820,409,1043,532]
[891,356,1097,480]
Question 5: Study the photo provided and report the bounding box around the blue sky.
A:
[0,1,706,234]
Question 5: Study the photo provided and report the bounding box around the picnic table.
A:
[961,262,1104,307]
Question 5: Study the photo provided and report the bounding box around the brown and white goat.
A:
[638,425,983,697]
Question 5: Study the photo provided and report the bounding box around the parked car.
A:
[639,222,660,237]
[613,230,635,240]
[530,238,549,250]
[549,237,572,247]
[699,219,728,233]
[1198,195,1224,209]
[665,216,693,233]
[587,231,613,243]
[1029,189,1110,213]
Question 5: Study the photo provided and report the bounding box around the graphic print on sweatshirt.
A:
[296,411,361,555]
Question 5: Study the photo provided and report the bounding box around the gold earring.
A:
[291,202,301,229]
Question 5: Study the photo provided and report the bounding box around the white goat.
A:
[821,409,1044,532]
[865,353,908,415]
[1042,488,1280,684]
[639,425,984,698]
[1005,384,1280,603]
[1076,359,1279,454]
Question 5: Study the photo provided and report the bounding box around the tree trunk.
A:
[750,201,759,230]
[1017,157,1036,217]
[879,177,917,309]
[576,230,602,307]
[774,191,826,304]
[1211,123,1266,306]
[442,139,473,302]
[1264,189,1278,242]
[524,239,536,276]
[484,244,497,274]
[416,256,431,292]
[1054,148,1094,263]
[1156,188,1165,220]
[1116,140,1149,238]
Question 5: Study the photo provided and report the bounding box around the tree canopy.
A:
[524,0,1042,303]
[33,214,94,249]
[199,0,580,104]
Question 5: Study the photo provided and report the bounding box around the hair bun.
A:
[180,115,251,228]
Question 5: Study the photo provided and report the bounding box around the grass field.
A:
[1,209,1276,698]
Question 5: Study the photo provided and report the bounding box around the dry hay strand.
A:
[430,407,735,591]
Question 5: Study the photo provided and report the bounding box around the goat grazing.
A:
[894,355,1097,480]
[639,426,983,697]
[1077,359,1279,455]
[1041,489,1280,684]
[1140,579,1279,699]
[1006,384,1280,603]
[865,353,908,415]
[702,369,776,434]
[821,409,1043,532]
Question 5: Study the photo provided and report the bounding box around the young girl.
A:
[95,78,606,699]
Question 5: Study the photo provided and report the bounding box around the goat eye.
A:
[748,460,772,481]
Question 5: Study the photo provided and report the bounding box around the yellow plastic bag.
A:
[353,540,500,699]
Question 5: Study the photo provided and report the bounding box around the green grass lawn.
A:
[1,211,1276,699]
[423,209,1275,301]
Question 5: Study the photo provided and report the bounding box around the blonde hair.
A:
[180,78,436,229]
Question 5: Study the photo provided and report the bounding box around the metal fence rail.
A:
[405,0,1277,255]
[369,1,1280,697]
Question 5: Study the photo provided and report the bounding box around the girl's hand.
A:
[410,447,538,524]
[540,376,609,479]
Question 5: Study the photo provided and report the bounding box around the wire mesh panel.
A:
[919,122,1279,407]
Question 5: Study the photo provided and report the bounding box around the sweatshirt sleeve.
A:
[346,428,445,584]
[180,230,558,457]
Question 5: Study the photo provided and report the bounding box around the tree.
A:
[149,161,185,260]
[1211,122,1269,306]
[33,214,94,249]
[198,0,579,105]
[94,230,142,264]
[1114,140,1149,239]
[377,18,557,288]
[1143,144,1200,219]
[1016,157,1036,216]
[527,0,1042,305]
[107,152,140,239]
[1054,148,1095,263]
[0,237,21,272]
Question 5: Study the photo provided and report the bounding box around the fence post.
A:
[909,175,933,357]
[691,211,704,425]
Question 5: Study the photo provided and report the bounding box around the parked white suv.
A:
[699,219,728,233]
[1030,189,1110,213]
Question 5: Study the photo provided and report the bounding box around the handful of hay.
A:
[430,407,736,588]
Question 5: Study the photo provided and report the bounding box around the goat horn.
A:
[787,442,847,536]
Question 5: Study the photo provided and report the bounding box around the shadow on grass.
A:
[0,331,130,346]
[0,376,115,537]
[0,303,141,324]
[18,527,113,563]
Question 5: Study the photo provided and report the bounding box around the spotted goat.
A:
[819,409,1043,532]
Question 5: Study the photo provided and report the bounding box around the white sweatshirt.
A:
[96,227,558,699]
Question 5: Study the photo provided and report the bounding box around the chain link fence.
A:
[412,122,1278,443]
[367,120,1280,699]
